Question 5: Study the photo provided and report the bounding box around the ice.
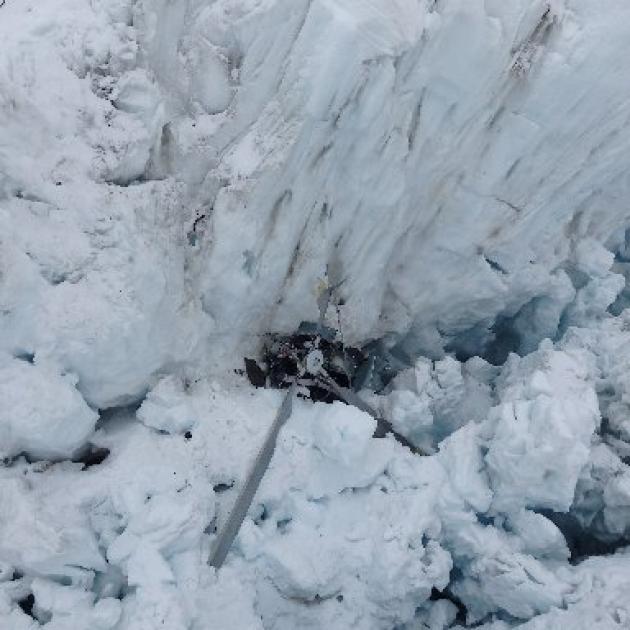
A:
[0,356,98,460]
[420,599,459,630]
[29,579,121,629]
[507,510,569,562]
[0,385,250,628]
[0,472,106,582]
[0,0,208,409]
[60,0,628,369]
[436,427,572,622]
[3,0,630,391]
[494,550,630,630]
[180,0,630,364]
[0,338,630,627]
[137,376,197,434]
[484,342,600,514]
[3,0,630,627]
[311,401,376,466]
[244,439,452,627]
[385,356,495,451]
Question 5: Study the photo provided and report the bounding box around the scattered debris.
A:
[244,322,366,398]
[242,322,422,452]
[212,481,234,493]
[244,357,266,388]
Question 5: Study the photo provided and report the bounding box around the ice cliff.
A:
[3,0,630,405]
[2,0,630,628]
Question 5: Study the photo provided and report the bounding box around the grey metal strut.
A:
[209,383,296,569]
[316,372,421,453]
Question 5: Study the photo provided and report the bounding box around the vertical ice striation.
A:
[2,0,630,400]
[154,0,630,362]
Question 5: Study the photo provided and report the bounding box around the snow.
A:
[3,0,630,627]
[484,343,600,514]
[136,376,197,434]
[4,319,630,627]
[3,0,630,389]
[0,0,208,409]
[310,401,376,465]
[0,356,98,460]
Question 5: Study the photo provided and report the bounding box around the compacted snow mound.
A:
[0,356,98,460]
[136,375,198,434]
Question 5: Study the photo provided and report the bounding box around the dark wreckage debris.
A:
[210,324,422,570]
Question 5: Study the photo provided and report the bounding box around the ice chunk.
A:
[385,356,494,450]
[438,422,492,514]
[126,543,175,587]
[31,578,121,629]
[602,472,630,537]
[508,509,570,561]
[485,345,600,513]
[311,401,376,466]
[264,400,394,499]
[508,550,630,630]
[423,599,459,630]
[107,489,211,569]
[0,357,97,460]
[452,550,569,621]
[237,403,450,627]
[0,476,106,580]
[137,375,197,434]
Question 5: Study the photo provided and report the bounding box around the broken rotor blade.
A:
[316,372,421,453]
[209,383,296,570]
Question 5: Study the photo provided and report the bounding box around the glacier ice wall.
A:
[2,0,630,404]
[164,0,630,360]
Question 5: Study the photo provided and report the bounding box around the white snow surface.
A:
[3,313,630,628]
[0,355,98,460]
[3,0,630,628]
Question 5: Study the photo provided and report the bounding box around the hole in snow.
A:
[538,511,630,563]
[204,517,217,535]
[429,586,467,625]
[276,517,292,533]
[73,444,110,470]
[17,594,35,619]
[253,504,269,525]
[14,352,35,364]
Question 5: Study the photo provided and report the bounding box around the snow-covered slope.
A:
[3,0,630,628]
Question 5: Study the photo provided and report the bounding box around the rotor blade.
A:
[316,373,421,453]
[209,383,296,569]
